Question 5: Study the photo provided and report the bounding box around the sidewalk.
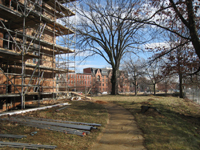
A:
[91,103,146,150]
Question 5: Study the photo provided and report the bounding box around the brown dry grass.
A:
[0,101,108,150]
[93,95,200,150]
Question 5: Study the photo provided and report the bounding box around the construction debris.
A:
[71,91,91,100]
[19,116,102,127]
[70,97,82,101]
[0,134,27,139]
[30,131,37,136]
[0,141,57,149]
[0,117,91,136]
[55,106,69,112]
[0,103,70,117]
[10,117,96,131]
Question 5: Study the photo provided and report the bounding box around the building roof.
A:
[84,67,112,77]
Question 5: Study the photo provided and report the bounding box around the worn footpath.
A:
[91,103,146,150]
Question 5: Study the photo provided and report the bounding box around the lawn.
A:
[0,101,108,150]
[93,95,200,150]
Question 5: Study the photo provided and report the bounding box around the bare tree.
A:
[123,57,145,96]
[129,0,200,71]
[76,0,149,95]
[158,76,177,94]
[152,29,199,98]
[144,61,164,95]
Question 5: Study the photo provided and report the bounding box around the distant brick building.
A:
[83,68,130,94]
[68,73,91,92]
[58,73,92,92]
[63,68,130,94]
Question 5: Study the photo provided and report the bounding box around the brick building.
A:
[83,68,130,94]
[68,73,92,92]
[57,73,92,92]
[0,0,76,111]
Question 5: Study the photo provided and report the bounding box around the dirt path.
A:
[91,103,146,150]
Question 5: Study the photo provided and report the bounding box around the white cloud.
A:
[145,42,170,49]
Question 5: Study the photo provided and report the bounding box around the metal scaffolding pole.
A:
[21,0,27,109]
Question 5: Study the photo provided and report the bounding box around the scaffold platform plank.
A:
[11,29,74,53]
[57,0,77,4]
[0,48,40,60]
[44,0,75,17]
[0,4,74,35]
[26,8,74,35]
[0,94,21,98]
[0,58,75,73]
[0,4,21,18]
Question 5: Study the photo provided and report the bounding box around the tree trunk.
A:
[135,83,137,96]
[111,67,118,95]
[186,0,200,60]
[154,84,156,95]
[179,73,183,98]
[165,81,168,94]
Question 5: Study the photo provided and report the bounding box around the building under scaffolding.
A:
[0,0,76,111]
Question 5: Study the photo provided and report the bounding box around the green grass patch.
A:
[93,95,200,150]
[0,101,108,150]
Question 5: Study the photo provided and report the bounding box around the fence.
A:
[185,87,200,104]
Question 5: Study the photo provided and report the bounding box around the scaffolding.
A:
[0,0,76,111]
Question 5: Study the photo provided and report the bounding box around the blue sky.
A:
[75,50,153,73]
[75,54,111,73]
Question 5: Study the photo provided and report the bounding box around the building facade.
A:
[0,0,76,111]
[83,68,130,94]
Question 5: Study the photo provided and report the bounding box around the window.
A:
[97,75,100,81]
[3,33,12,50]
[102,79,104,82]
[32,52,39,64]
[103,84,104,86]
